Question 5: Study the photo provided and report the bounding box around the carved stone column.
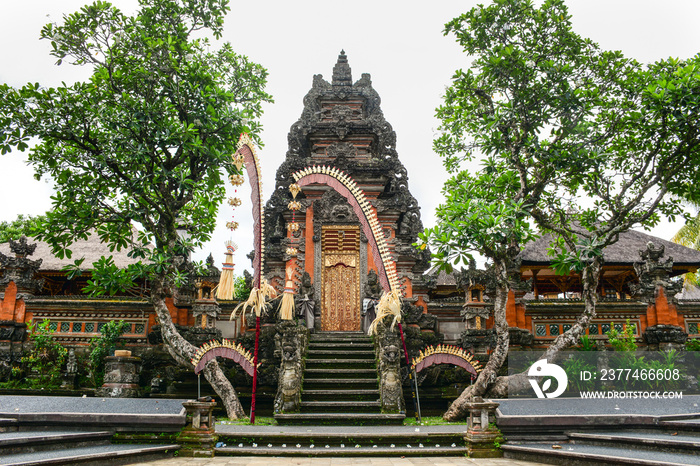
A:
[632,242,687,350]
[95,352,141,397]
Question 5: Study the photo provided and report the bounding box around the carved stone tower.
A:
[263,51,430,332]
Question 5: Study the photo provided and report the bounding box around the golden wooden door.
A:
[321,226,361,331]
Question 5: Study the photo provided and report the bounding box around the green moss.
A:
[404,416,462,426]
[217,416,277,426]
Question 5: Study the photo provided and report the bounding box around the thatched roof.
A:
[520,229,700,267]
[0,234,145,271]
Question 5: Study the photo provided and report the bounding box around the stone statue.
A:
[363,270,382,332]
[378,334,404,413]
[66,349,78,375]
[274,322,306,413]
[296,272,315,331]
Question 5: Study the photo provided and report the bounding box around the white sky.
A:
[1,1,699,273]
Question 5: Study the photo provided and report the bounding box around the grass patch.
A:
[218,416,277,426]
[404,416,463,426]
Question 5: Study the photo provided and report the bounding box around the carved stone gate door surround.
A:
[321,225,361,331]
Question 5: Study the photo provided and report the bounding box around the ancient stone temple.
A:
[262,51,431,332]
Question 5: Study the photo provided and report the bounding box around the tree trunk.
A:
[544,257,602,358]
[151,279,246,419]
[443,257,604,421]
[443,259,510,421]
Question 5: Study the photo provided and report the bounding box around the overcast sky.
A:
[1,1,699,273]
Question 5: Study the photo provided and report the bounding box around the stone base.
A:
[176,430,217,458]
[465,429,504,458]
[60,374,77,390]
[643,324,688,346]
[96,383,140,398]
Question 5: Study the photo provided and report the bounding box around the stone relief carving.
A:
[374,322,404,414]
[273,321,308,413]
[0,236,44,294]
[631,242,682,304]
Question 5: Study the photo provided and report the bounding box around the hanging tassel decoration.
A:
[277,185,302,320]
[368,288,403,336]
[215,241,238,300]
[230,279,277,321]
[278,259,296,320]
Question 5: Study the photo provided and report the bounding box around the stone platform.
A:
[215,424,470,457]
[0,395,187,432]
[496,396,700,465]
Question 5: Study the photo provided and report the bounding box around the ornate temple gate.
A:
[321,225,361,331]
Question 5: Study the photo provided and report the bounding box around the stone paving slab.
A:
[0,395,188,415]
[503,442,700,465]
[580,430,700,443]
[126,457,550,465]
[496,395,700,417]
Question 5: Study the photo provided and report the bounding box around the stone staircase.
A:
[0,424,178,466]
[274,331,405,425]
[502,419,700,465]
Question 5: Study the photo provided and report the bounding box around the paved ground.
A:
[497,394,700,416]
[0,395,187,414]
[129,457,549,465]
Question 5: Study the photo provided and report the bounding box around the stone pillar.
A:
[177,401,217,458]
[632,243,687,350]
[96,351,141,397]
[464,396,503,458]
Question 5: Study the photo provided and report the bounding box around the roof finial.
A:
[332,50,352,87]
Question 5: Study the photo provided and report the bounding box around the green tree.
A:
[672,205,700,286]
[87,320,130,387]
[423,0,700,420]
[0,214,46,243]
[23,319,68,388]
[0,0,271,418]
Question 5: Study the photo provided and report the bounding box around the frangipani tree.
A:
[0,0,272,418]
[422,0,700,421]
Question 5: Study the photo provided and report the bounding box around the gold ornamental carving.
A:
[321,225,361,331]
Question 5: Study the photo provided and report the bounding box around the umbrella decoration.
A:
[196,133,272,424]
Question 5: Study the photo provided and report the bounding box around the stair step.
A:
[305,358,375,364]
[310,336,372,343]
[502,443,700,466]
[0,431,113,455]
[274,413,405,426]
[308,343,374,351]
[300,401,380,413]
[569,432,700,454]
[302,389,379,402]
[217,445,468,456]
[0,443,179,466]
[305,368,376,376]
[303,378,377,387]
[308,349,375,358]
